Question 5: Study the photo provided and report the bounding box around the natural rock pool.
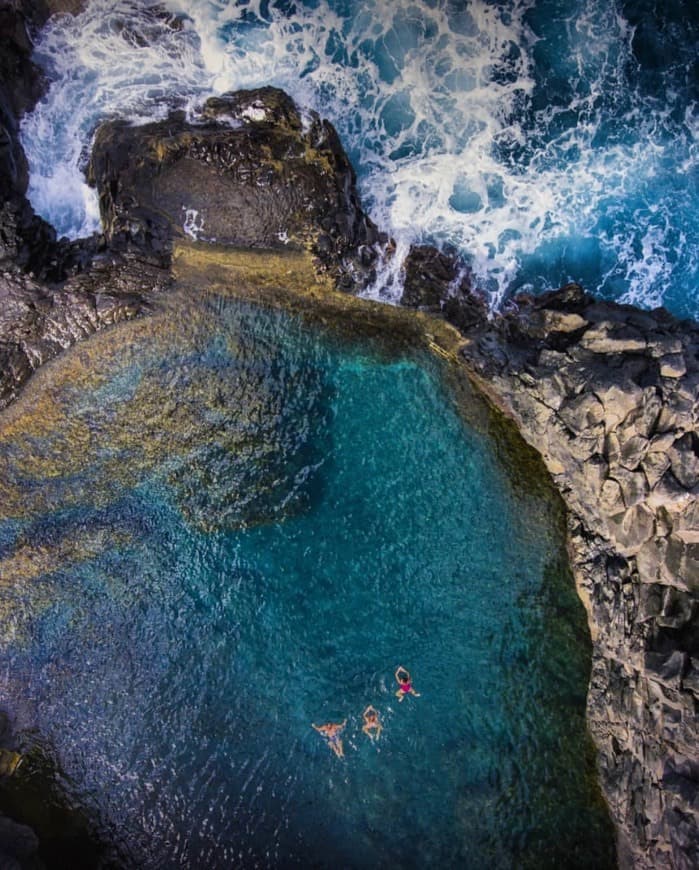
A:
[0,288,614,867]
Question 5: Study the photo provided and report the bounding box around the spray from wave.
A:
[21,0,699,318]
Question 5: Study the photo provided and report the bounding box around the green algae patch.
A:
[171,241,461,357]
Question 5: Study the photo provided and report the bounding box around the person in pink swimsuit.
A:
[395,666,420,702]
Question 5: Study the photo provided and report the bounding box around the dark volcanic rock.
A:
[0,0,96,280]
[0,253,169,409]
[400,243,488,330]
[452,285,699,870]
[401,245,488,331]
[0,0,52,275]
[1,82,390,410]
[0,1,46,197]
[0,0,83,200]
[401,244,459,309]
[88,87,388,292]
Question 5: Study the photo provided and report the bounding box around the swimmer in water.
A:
[312,720,347,758]
[395,666,420,702]
[362,705,383,741]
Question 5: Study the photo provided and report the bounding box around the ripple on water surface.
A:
[0,295,614,867]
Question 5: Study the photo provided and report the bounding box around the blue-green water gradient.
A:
[1,297,613,867]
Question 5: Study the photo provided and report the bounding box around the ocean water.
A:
[20,0,699,319]
[0,295,614,867]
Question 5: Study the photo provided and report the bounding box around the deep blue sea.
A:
[21,0,699,318]
[0,295,613,867]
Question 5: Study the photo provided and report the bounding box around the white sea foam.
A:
[22,0,209,238]
[20,0,699,316]
[182,206,205,240]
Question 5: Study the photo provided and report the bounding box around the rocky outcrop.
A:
[0,75,398,407]
[88,87,388,291]
[0,1,90,275]
[0,0,54,273]
[400,243,489,332]
[0,254,169,409]
[433,284,699,870]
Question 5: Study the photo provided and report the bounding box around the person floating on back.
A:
[312,720,347,758]
[362,705,383,741]
[395,666,420,702]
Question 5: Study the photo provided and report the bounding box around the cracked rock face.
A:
[453,284,698,870]
[0,255,170,410]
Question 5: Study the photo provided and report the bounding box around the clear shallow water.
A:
[0,296,614,867]
[21,0,699,319]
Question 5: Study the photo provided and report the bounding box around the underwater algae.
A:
[0,241,566,655]
[0,245,614,867]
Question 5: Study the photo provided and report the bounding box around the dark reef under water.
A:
[0,291,615,868]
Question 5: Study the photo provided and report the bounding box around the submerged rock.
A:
[0,814,40,869]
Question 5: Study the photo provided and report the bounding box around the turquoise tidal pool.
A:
[0,294,614,868]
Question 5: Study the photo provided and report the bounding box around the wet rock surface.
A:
[88,87,387,292]
[0,256,169,410]
[0,0,89,272]
[400,243,489,331]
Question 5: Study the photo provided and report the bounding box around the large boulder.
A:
[88,87,388,292]
[399,243,488,330]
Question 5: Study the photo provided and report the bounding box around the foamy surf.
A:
[20,0,699,319]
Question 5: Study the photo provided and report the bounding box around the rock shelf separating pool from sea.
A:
[0,3,697,868]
